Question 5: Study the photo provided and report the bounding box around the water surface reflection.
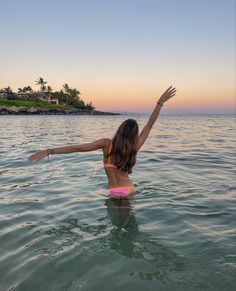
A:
[104,198,185,281]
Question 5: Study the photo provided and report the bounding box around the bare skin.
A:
[28,86,176,190]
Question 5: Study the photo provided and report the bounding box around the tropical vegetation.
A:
[0,77,95,110]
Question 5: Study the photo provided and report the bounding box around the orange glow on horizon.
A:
[1,76,235,113]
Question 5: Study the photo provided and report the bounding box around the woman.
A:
[28,86,176,198]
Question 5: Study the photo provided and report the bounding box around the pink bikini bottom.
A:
[108,187,134,198]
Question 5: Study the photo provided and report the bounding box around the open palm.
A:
[159,86,176,103]
[28,150,48,162]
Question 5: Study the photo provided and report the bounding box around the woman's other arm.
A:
[28,138,110,162]
[137,86,176,150]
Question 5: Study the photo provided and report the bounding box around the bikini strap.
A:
[108,142,112,164]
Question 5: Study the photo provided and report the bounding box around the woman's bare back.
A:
[102,140,134,188]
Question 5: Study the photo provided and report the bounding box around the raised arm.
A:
[28,138,110,162]
[137,86,176,150]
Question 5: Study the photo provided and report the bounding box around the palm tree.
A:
[62,84,81,106]
[47,86,53,93]
[18,86,33,94]
[45,86,53,102]
[18,88,24,93]
[63,83,70,106]
[35,77,47,92]
[63,83,69,93]
[0,86,15,100]
[24,86,33,93]
[1,86,13,94]
[70,88,81,103]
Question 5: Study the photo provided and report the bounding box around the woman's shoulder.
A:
[99,138,112,151]
[95,138,110,146]
[103,138,111,146]
[102,139,112,160]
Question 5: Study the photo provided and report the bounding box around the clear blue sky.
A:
[0,0,235,113]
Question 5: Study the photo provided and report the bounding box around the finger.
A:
[166,86,173,92]
[169,89,176,94]
[163,86,172,94]
[170,89,176,94]
[167,87,177,94]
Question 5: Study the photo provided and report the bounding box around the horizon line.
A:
[109,111,236,115]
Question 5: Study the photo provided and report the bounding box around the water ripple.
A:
[0,114,235,291]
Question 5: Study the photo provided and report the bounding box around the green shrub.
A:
[0,99,71,109]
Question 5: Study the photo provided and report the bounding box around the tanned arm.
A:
[137,86,176,150]
[28,138,110,162]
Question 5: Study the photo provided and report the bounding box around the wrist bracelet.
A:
[46,148,55,156]
[50,148,55,155]
[49,149,55,155]
[157,100,164,106]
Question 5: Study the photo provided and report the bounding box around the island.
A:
[0,77,120,115]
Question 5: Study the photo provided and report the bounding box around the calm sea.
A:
[0,114,235,291]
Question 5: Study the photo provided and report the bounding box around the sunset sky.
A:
[0,0,235,113]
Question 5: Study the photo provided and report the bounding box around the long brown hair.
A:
[106,119,139,174]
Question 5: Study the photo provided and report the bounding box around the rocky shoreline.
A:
[0,106,120,115]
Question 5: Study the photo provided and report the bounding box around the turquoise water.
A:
[0,114,235,291]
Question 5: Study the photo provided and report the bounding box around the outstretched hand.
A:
[28,150,48,162]
[159,86,176,103]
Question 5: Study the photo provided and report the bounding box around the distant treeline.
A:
[0,77,95,110]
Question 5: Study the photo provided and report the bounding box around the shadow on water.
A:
[105,198,140,258]
[32,196,185,285]
[104,197,185,282]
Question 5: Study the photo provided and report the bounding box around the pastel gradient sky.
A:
[0,0,235,113]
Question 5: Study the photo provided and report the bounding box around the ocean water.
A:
[0,114,235,291]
